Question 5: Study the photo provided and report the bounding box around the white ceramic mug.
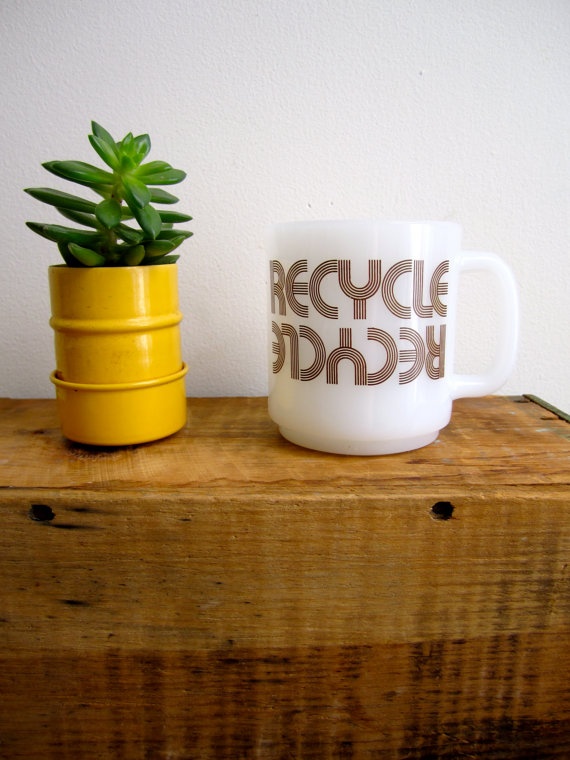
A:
[267,220,519,455]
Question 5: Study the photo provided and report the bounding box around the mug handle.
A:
[449,250,519,400]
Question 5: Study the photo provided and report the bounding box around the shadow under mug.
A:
[267,219,519,455]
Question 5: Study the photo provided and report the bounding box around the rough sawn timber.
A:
[0,395,569,758]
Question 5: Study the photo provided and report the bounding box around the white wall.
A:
[2,0,569,411]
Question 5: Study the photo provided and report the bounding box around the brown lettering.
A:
[338,259,381,319]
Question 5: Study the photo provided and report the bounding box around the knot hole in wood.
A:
[430,501,454,521]
[29,504,55,522]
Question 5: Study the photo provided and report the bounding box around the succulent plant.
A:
[25,122,192,267]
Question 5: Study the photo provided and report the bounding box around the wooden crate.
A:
[1,395,569,759]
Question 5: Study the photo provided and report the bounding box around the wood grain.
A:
[1,395,569,758]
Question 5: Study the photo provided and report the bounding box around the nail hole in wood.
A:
[430,501,454,521]
[29,504,55,522]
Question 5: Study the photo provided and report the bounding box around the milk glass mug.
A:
[267,220,519,455]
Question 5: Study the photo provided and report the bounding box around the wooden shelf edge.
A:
[524,394,570,423]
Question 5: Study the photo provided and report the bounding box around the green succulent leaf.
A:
[119,154,136,172]
[68,243,107,267]
[158,229,193,241]
[26,221,101,246]
[95,198,122,229]
[57,242,81,266]
[43,160,114,188]
[149,187,179,204]
[91,122,116,146]
[121,244,146,266]
[146,254,180,265]
[25,187,97,214]
[133,133,151,164]
[115,224,144,244]
[134,160,172,177]
[89,134,120,170]
[157,234,187,252]
[133,204,162,240]
[143,239,177,259]
[158,210,193,224]
[121,132,135,155]
[122,174,151,209]
[141,168,186,186]
[56,208,99,228]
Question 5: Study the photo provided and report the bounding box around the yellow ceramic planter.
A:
[49,264,188,445]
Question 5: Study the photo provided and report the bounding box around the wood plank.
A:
[2,635,569,759]
[1,396,569,758]
[2,488,570,650]
[1,395,569,491]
